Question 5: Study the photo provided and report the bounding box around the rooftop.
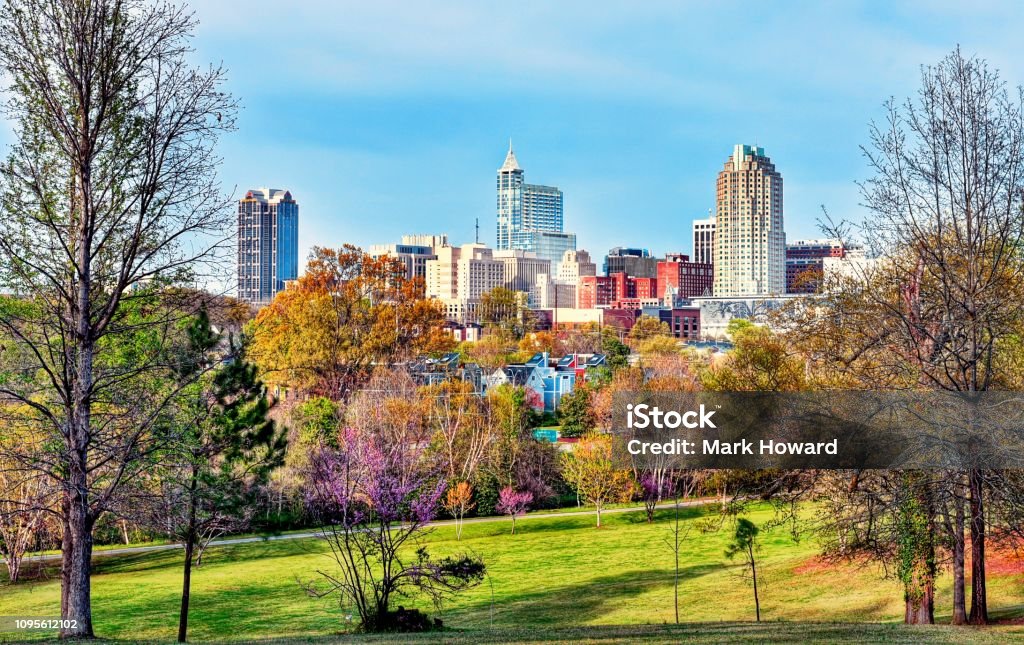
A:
[243,188,294,203]
[499,139,521,173]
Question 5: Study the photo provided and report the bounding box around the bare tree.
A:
[427,379,493,484]
[803,47,1024,624]
[0,0,235,636]
[0,458,51,583]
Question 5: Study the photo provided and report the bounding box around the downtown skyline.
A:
[27,0,1024,273]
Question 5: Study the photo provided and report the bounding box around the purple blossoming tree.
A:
[640,471,676,523]
[496,487,533,535]
[304,428,485,632]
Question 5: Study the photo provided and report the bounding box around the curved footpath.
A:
[13,499,713,564]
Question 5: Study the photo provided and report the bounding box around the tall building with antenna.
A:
[496,141,570,263]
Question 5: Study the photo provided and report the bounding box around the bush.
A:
[473,472,501,516]
[377,607,438,633]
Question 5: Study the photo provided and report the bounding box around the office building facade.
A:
[785,238,846,293]
[237,188,298,306]
[369,234,449,282]
[692,216,716,266]
[496,142,567,255]
[494,249,551,306]
[657,253,713,301]
[426,243,506,323]
[604,247,658,278]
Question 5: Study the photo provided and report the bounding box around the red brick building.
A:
[659,307,702,339]
[656,253,713,300]
[579,273,659,308]
[578,275,616,308]
[785,239,846,293]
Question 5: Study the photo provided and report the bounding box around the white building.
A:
[426,243,506,323]
[692,214,716,266]
[556,249,597,285]
[536,274,577,309]
[369,234,448,281]
[712,145,785,297]
[494,249,551,306]
[822,249,879,285]
[692,295,799,339]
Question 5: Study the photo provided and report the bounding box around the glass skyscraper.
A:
[237,188,299,306]
[496,141,567,255]
[530,231,577,265]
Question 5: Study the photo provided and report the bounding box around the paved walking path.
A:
[15,499,713,564]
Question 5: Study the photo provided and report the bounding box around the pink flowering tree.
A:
[304,428,485,632]
[640,471,676,523]
[495,486,533,535]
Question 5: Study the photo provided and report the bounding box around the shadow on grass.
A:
[450,566,721,627]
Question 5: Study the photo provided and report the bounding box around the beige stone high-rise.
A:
[712,145,785,296]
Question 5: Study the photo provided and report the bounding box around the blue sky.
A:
[187,1,1024,269]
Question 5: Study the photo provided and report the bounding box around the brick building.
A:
[659,307,702,339]
[657,253,713,300]
[785,239,846,293]
[578,273,659,308]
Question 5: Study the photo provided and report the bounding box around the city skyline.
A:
[5,2,1018,272]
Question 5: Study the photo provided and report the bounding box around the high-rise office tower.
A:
[237,188,299,305]
[712,145,785,297]
[692,214,716,266]
[496,141,566,253]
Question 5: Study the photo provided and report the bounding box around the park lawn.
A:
[1,505,1023,643]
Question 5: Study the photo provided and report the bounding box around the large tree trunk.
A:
[178,535,196,643]
[62,338,95,640]
[4,549,21,583]
[968,468,988,624]
[61,447,95,638]
[60,512,71,620]
[905,578,935,624]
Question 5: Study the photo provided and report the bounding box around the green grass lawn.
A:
[2,505,1023,643]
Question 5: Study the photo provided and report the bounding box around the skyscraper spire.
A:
[500,138,521,172]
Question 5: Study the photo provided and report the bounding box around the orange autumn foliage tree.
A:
[248,246,454,399]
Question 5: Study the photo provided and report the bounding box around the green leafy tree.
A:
[557,386,594,438]
[629,315,670,341]
[601,327,631,370]
[486,385,539,487]
[561,433,635,528]
[701,324,804,392]
[479,287,534,339]
[292,397,341,448]
[725,518,763,622]
[637,335,681,357]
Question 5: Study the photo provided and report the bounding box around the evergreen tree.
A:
[160,310,287,643]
